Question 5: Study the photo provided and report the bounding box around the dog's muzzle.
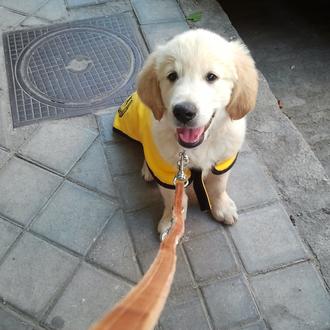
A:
[175,111,216,148]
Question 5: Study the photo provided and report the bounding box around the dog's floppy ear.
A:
[137,53,165,121]
[226,42,258,120]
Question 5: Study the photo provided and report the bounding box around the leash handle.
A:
[90,153,188,330]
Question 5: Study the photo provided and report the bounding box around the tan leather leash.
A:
[90,151,189,330]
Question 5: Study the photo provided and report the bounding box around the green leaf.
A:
[186,11,202,22]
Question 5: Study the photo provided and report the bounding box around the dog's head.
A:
[137,29,258,148]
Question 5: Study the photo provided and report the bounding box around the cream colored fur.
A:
[138,29,258,237]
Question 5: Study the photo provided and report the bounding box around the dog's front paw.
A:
[157,215,173,240]
[211,192,238,225]
[141,161,154,182]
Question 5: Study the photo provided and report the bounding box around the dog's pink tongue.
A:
[177,127,204,143]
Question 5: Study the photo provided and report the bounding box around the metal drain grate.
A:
[3,13,147,127]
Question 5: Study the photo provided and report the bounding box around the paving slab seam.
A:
[247,259,314,278]
[206,228,273,327]
[183,228,245,281]
[236,198,280,216]
[26,215,138,285]
[223,216,312,277]
[178,244,215,330]
[301,239,330,292]
[0,212,25,229]
[124,2,153,55]
[27,0,55,23]
[0,145,10,153]
[24,178,67,228]
[65,175,119,201]
[40,263,134,330]
[21,14,53,26]
[0,258,78,326]
[83,208,141,284]
[0,178,65,268]
[16,130,99,178]
[38,260,83,325]
[40,262,83,324]
[0,228,136,327]
[230,200,316,272]
[14,152,119,203]
[0,303,48,330]
[0,150,15,171]
[200,272,263,329]
[123,210,153,282]
[0,6,29,19]
[243,261,319,330]
[27,207,117,259]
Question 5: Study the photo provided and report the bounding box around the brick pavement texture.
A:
[0,0,329,329]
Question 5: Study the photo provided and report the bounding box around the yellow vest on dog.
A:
[113,92,238,210]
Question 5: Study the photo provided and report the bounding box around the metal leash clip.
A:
[173,151,189,187]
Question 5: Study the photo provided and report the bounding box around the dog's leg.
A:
[158,185,188,236]
[205,171,238,225]
[141,160,154,182]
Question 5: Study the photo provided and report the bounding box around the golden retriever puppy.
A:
[114,29,258,238]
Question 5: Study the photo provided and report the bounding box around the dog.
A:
[114,29,258,238]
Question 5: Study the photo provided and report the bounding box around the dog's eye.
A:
[206,72,218,82]
[167,71,178,82]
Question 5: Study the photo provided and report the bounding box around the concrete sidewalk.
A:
[0,0,329,329]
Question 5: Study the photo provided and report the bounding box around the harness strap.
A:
[191,169,212,211]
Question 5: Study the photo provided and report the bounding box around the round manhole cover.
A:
[16,27,136,108]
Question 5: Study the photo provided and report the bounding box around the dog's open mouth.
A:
[177,127,205,148]
[176,112,215,148]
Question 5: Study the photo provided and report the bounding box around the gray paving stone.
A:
[0,148,10,169]
[20,16,49,27]
[114,172,161,211]
[0,308,34,330]
[125,204,162,255]
[202,275,259,329]
[88,210,141,282]
[96,111,124,144]
[184,204,220,239]
[65,2,132,25]
[139,246,193,293]
[249,321,269,330]
[46,262,131,330]
[125,205,194,291]
[184,230,239,283]
[0,218,21,260]
[141,21,189,51]
[18,121,97,175]
[229,203,308,274]
[0,7,25,30]
[132,0,185,24]
[68,140,117,197]
[0,0,45,14]
[62,115,98,133]
[66,0,106,9]
[104,140,144,176]
[240,320,268,330]
[34,0,68,21]
[228,152,279,210]
[251,262,330,330]
[31,181,116,255]
[241,140,252,153]
[0,157,61,225]
[0,233,78,316]
[160,288,209,330]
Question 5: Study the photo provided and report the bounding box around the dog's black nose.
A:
[173,102,197,124]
